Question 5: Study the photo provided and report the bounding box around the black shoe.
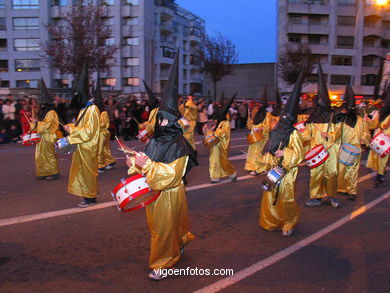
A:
[78,198,96,208]
[339,192,348,197]
[348,194,356,201]
[46,173,60,180]
[36,176,46,180]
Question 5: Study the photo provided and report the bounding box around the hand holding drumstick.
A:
[115,136,149,169]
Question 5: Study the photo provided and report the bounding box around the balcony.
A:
[287,2,330,15]
[122,5,139,17]
[189,34,202,44]
[287,23,330,35]
[363,47,384,56]
[160,38,176,47]
[100,5,114,17]
[364,6,384,18]
[122,45,139,57]
[122,25,138,37]
[364,26,383,38]
[308,44,329,54]
[361,67,379,75]
[336,26,355,36]
[160,23,174,34]
[160,6,175,19]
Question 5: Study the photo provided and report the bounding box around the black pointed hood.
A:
[213,93,236,126]
[272,88,282,116]
[253,88,268,124]
[317,61,331,109]
[74,61,90,108]
[143,79,159,110]
[39,78,53,105]
[343,82,358,128]
[94,74,104,112]
[159,50,180,120]
[260,86,268,106]
[380,86,390,122]
[265,67,305,156]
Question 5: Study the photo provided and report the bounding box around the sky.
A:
[175,0,277,64]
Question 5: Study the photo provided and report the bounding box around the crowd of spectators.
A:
[0,93,259,144]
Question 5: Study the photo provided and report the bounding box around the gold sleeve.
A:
[214,121,229,138]
[282,131,304,171]
[67,106,100,144]
[36,110,59,134]
[100,111,110,129]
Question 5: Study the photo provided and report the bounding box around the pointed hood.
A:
[380,85,390,122]
[373,60,384,100]
[159,50,180,119]
[39,78,53,105]
[317,61,331,109]
[253,87,268,124]
[74,61,90,108]
[217,91,225,104]
[282,67,305,123]
[213,93,236,126]
[345,82,356,110]
[94,74,104,112]
[342,82,357,127]
[143,80,159,110]
[272,88,282,116]
[260,86,268,106]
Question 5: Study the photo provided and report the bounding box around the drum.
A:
[21,131,41,146]
[261,166,286,191]
[305,144,329,168]
[246,128,262,145]
[179,118,190,130]
[55,137,76,155]
[293,121,306,133]
[203,131,220,149]
[111,174,161,212]
[369,131,390,158]
[137,127,151,144]
[339,143,360,166]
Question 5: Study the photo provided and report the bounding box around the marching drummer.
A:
[126,53,197,280]
[259,68,305,237]
[303,62,342,208]
[180,95,198,151]
[207,94,238,183]
[336,84,371,201]
[30,78,60,180]
[244,91,271,176]
[366,87,390,187]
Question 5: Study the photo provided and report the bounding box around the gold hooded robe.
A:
[337,117,371,195]
[139,107,158,135]
[259,131,304,232]
[209,120,236,180]
[366,115,390,175]
[30,110,59,177]
[128,156,195,269]
[97,111,116,169]
[67,105,100,198]
[182,99,198,150]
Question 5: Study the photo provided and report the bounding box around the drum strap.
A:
[272,156,285,206]
[74,104,92,127]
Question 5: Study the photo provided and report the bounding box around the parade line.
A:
[194,189,390,293]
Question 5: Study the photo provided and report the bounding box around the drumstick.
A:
[115,136,138,158]
[23,112,32,123]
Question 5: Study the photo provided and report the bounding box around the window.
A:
[361,74,376,86]
[364,18,376,27]
[102,17,115,26]
[364,38,376,47]
[105,38,115,46]
[337,0,355,5]
[16,80,39,88]
[13,18,39,30]
[289,15,302,24]
[288,34,301,43]
[0,60,8,72]
[307,74,328,84]
[190,55,201,66]
[0,39,6,51]
[189,27,201,37]
[382,39,390,48]
[0,17,5,30]
[383,21,390,30]
[15,59,40,72]
[337,36,354,48]
[123,17,138,25]
[362,56,376,67]
[161,46,175,58]
[308,35,321,44]
[330,75,351,85]
[331,55,352,66]
[101,0,114,5]
[14,39,39,51]
[124,77,139,86]
[124,0,139,5]
[123,37,139,45]
[338,16,355,26]
[51,0,67,5]
[0,80,9,87]
[308,16,322,25]
[53,79,69,88]
[101,78,116,87]
[124,57,139,66]
[12,0,39,9]
[0,0,5,8]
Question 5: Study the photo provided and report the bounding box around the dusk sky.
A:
[176,0,277,64]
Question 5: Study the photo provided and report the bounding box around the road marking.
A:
[194,190,390,293]
[0,175,254,228]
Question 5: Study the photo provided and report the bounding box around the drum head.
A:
[123,190,160,212]
[56,144,77,155]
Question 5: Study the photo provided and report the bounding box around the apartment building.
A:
[278,0,390,98]
[0,0,205,97]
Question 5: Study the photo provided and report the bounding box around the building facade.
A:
[0,0,205,97]
[278,0,390,98]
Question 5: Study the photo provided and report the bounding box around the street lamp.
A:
[375,0,388,6]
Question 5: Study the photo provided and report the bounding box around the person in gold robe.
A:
[181,96,198,150]
[127,51,197,280]
[337,84,371,200]
[208,94,237,183]
[366,88,390,187]
[30,79,59,180]
[260,69,305,236]
[304,62,342,208]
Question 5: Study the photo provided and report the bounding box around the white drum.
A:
[22,131,41,145]
[369,132,390,158]
[293,121,306,133]
[305,144,329,169]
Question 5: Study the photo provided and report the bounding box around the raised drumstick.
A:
[23,112,32,123]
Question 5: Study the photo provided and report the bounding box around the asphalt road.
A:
[0,129,389,293]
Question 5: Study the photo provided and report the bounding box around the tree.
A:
[278,43,316,85]
[41,3,118,82]
[200,32,238,100]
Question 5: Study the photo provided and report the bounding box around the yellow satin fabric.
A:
[366,115,390,175]
[259,131,304,232]
[139,107,158,134]
[97,111,116,169]
[244,113,272,171]
[128,156,195,269]
[67,105,101,198]
[183,100,198,150]
[337,117,371,194]
[31,110,59,177]
[304,123,342,199]
[209,120,236,179]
